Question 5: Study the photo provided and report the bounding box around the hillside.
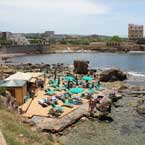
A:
[0,102,55,145]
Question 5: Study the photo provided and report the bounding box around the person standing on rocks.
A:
[88,97,95,116]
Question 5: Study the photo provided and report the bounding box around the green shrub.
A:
[0,87,6,96]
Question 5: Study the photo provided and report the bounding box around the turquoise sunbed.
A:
[50,103,64,112]
[61,98,73,108]
[45,89,55,95]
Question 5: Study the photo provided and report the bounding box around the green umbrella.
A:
[65,76,74,81]
[70,87,83,94]
[82,76,93,81]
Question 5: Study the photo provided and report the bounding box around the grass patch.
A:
[0,107,54,145]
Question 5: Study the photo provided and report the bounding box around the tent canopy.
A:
[5,72,44,82]
[82,76,93,81]
[65,76,74,81]
[5,72,32,81]
[0,80,26,87]
[70,87,83,94]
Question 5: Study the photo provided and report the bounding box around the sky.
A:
[0,0,145,36]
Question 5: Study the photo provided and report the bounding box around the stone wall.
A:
[0,44,49,54]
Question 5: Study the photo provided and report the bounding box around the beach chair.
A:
[96,85,106,91]
[61,98,73,108]
[55,86,64,91]
[89,88,99,94]
[49,80,54,84]
[38,98,49,107]
[95,83,106,91]
[80,93,86,98]
[73,98,83,105]
[88,88,94,94]
[45,89,55,95]
[51,103,64,112]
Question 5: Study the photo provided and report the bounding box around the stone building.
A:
[128,24,144,40]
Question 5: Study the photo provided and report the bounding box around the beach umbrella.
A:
[65,76,74,81]
[70,87,83,94]
[82,76,93,81]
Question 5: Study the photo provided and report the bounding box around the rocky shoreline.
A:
[1,62,145,145]
[58,84,145,145]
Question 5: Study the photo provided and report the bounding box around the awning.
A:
[0,80,26,87]
[5,72,32,81]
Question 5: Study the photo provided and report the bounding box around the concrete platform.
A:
[31,103,89,133]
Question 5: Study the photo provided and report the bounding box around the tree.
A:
[110,35,122,42]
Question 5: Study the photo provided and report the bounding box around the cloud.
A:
[0,0,110,15]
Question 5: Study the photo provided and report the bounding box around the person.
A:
[67,80,70,89]
[88,97,95,116]
[40,79,44,89]
[75,75,78,86]
[58,77,60,86]
[107,104,112,113]
[98,80,101,86]
[12,99,18,113]
[92,82,94,88]
[86,80,89,88]
[51,96,57,104]
[30,89,35,99]
[5,91,11,108]
[54,69,57,80]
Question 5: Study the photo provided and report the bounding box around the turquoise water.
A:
[9,52,145,73]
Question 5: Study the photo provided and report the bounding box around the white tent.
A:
[5,72,32,81]
[0,80,26,87]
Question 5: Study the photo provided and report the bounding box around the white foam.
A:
[128,71,145,77]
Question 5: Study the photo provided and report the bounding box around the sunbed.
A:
[50,103,64,112]
[61,98,73,108]
[45,89,55,95]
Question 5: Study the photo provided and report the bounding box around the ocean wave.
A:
[128,71,145,77]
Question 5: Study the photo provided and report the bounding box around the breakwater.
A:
[0,44,49,54]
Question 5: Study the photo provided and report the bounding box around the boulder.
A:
[74,60,89,74]
[137,104,145,114]
[99,68,127,82]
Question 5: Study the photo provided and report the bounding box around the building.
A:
[0,72,45,105]
[7,33,30,45]
[128,24,144,40]
[0,80,27,105]
[42,31,55,38]
[52,34,66,41]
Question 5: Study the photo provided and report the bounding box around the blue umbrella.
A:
[82,76,92,81]
[70,87,84,94]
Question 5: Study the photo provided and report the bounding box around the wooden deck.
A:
[21,89,105,118]
[22,88,89,118]
[21,78,106,118]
